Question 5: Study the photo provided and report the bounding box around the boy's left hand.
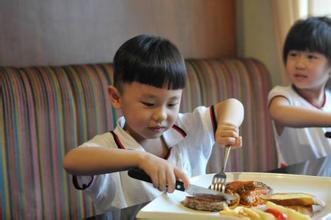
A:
[215,123,242,148]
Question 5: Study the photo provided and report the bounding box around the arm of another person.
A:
[214,98,244,148]
[269,96,331,129]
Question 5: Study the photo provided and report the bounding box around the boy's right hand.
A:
[137,152,189,193]
[215,122,242,148]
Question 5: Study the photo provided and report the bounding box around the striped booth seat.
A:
[0,58,277,219]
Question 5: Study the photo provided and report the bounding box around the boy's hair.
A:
[283,16,331,63]
[113,34,186,91]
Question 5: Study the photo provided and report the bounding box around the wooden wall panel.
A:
[0,0,235,67]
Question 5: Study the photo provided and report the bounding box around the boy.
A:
[63,34,244,214]
[268,16,331,167]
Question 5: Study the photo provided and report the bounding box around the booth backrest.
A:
[0,58,276,219]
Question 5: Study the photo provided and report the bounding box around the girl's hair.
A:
[283,16,331,63]
[113,34,186,91]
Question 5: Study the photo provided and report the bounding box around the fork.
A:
[209,145,231,192]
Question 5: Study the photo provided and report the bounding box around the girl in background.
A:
[268,16,331,166]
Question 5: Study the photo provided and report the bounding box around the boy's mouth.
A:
[149,126,166,132]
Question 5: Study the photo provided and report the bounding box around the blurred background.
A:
[0,0,330,87]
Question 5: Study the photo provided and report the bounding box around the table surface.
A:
[86,155,331,220]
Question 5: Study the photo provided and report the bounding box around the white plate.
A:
[136,172,331,220]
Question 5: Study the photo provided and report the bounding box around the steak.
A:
[181,193,240,212]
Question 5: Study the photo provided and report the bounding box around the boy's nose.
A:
[153,107,167,122]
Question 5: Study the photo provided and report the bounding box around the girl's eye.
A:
[307,54,318,60]
[288,51,298,57]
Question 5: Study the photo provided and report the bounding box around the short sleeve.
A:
[268,86,293,106]
[177,106,215,142]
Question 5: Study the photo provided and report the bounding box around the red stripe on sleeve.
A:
[210,105,217,136]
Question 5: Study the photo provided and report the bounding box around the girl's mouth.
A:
[294,73,307,78]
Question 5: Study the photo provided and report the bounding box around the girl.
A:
[268,16,331,166]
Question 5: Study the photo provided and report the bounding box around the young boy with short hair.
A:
[63,34,244,214]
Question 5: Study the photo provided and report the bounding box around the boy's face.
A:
[286,50,330,90]
[112,82,183,143]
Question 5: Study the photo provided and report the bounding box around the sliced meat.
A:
[225,181,272,206]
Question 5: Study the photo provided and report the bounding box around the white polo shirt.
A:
[74,106,217,214]
[268,86,331,166]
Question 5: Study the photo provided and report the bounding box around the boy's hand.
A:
[137,153,189,193]
[215,123,242,148]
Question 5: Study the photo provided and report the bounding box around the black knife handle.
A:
[128,167,152,182]
[128,168,185,191]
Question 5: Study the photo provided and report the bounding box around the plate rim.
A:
[137,172,331,220]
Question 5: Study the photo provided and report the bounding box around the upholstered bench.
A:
[0,58,276,218]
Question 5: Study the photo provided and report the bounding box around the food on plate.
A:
[261,193,326,216]
[220,206,283,220]
[225,181,273,206]
[264,208,288,220]
[220,202,312,220]
[181,179,325,219]
[219,207,251,219]
[181,193,240,212]
[265,201,311,220]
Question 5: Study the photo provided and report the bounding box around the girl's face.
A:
[286,50,330,91]
[117,82,182,143]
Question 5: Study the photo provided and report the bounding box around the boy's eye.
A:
[167,103,179,108]
[141,102,154,107]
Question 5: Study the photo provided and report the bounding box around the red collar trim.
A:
[110,131,125,149]
[292,85,326,109]
[172,124,187,137]
[110,130,174,160]
[110,124,186,154]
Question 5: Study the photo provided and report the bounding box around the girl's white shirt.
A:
[76,106,216,214]
[268,86,331,166]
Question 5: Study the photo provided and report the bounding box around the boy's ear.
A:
[108,86,121,109]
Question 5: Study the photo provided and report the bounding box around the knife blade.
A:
[127,168,236,200]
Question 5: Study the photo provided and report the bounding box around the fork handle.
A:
[222,145,231,171]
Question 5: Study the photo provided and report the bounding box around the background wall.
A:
[236,0,282,86]
[0,0,235,67]
[0,0,282,86]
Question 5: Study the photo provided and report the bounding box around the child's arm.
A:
[63,146,150,175]
[269,96,331,128]
[214,98,244,148]
[63,147,189,192]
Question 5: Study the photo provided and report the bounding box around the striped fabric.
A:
[0,64,116,219]
[183,59,276,173]
[0,58,276,219]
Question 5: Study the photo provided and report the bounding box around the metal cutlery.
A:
[209,145,231,192]
[128,167,236,200]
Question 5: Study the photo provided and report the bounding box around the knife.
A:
[128,168,236,200]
